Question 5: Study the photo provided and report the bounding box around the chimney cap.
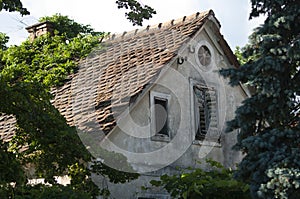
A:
[25,21,54,32]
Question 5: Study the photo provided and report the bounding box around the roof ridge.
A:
[103,10,214,42]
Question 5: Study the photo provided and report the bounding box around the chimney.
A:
[25,21,54,41]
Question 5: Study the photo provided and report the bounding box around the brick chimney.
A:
[25,21,54,41]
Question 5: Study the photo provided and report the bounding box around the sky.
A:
[0,0,265,49]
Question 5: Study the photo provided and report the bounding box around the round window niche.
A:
[198,45,212,67]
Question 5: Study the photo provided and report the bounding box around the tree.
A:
[0,33,9,51]
[220,0,300,198]
[0,14,138,198]
[0,0,156,26]
[0,33,8,70]
[234,46,256,66]
[150,159,250,199]
[0,0,29,15]
[40,14,103,39]
[116,0,156,26]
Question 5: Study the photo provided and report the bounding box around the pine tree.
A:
[220,0,300,198]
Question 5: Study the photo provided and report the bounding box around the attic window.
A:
[198,45,211,66]
[150,91,171,141]
[193,85,219,142]
[154,97,168,136]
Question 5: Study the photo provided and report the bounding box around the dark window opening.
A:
[194,85,217,141]
[154,97,168,136]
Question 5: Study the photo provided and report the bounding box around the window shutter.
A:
[194,85,219,141]
[205,88,219,141]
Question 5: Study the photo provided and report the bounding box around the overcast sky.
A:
[0,0,265,48]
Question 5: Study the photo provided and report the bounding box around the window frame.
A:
[194,40,214,72]
[190,79,221,146]
[150,91,171,142]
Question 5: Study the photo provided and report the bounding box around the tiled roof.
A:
[1,10,236,139]
[46,10,214,136]
[0,114,16,142]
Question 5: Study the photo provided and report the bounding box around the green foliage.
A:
[0,14,102,186]
[0,14,138,198]
[1,0,155,29]
[2,32,100,87]
[116,0,156,26]
[91,160,139,184]
[0,32,9,51]
[0,142,25,186]
[150,159,250,199]
[0,0,29,15]
[220,0,300,198]
[0,55,97,197]
[39,14,103,39]
[259,167,300,199]
[234,46,257,66]
[0,184,94,199]
[0,32,8,70]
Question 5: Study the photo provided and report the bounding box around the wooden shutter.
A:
[194,85,218,141]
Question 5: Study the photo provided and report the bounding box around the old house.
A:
[0,10,249,198]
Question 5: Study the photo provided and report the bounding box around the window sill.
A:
[151,134,170,142]
[192,139,221,147]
